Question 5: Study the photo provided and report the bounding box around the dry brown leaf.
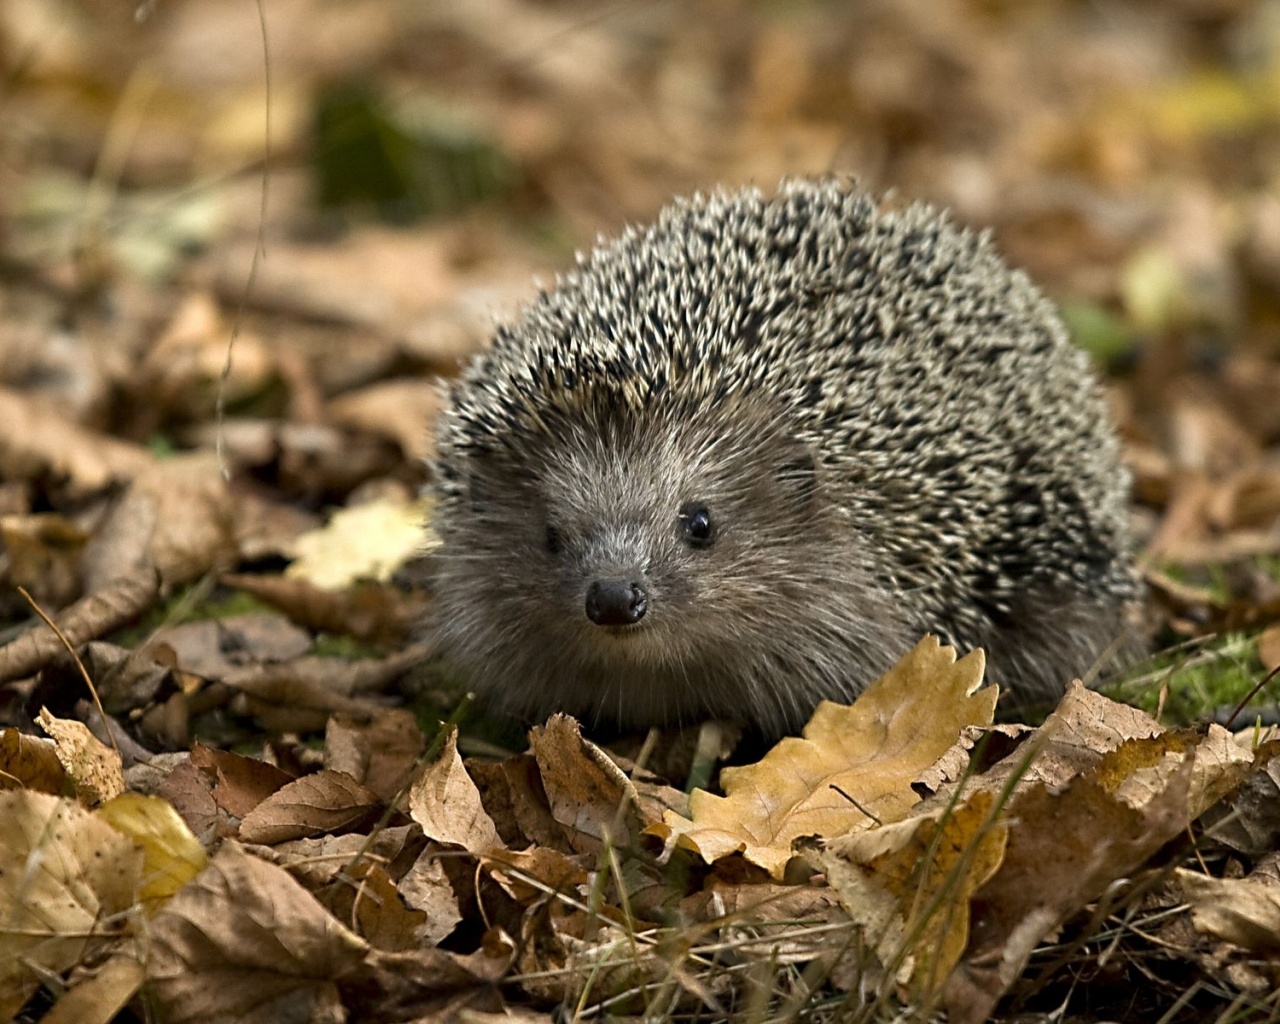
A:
[339,932,516,1020]
[956,680,1164,802]
[238,769,383,845]
[0,511,88,609]
[409,725,503,853]
[0,386,153,496]
[397,846,464,946]
[652,637,996,878]
[0,566,159,684]
[223,644,433,733]
[148,843,369,1024]
[221,572,423,646]
[327,378,445,463]
[531,714,674,853]
[40,953,146,1024]
[1205,743,1280,856]
[325,708,425,802]
[156,758,225,843]
[82,451,239,592]
[318,860,430,953]
[467,753,565,849]
[37,706,125,804]
[261,826,423,888]
[159,613,313,680]
[484,846,591,905]
[140,291,275,421]
[1093,725,1254,819]
[0,790,143,1019]
[814,790,1007,998]
[1177,866,1280,953]
[679,879,851,964]
[190,742,295,819]
[0,726,67,793]
[944,752,1195,1024]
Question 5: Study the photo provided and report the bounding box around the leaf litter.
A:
[0,636,1275,1021]
[4,1,1280,1021]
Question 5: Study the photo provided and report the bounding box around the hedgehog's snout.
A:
[585,578,648,627]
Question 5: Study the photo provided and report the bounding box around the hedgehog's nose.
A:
[585,579,648,626]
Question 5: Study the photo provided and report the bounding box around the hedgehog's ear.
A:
[775,441,818,507]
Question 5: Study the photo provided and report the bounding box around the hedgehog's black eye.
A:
[545,525,565,555]
[678,502,715,549]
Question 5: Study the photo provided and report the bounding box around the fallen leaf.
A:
[409,726,503,853]
[1177,866,1280,953]
[238,769,384,845]
[531,714,673,853]
[148,843,369,1024]
[96,792,208,912]
[82,451,239,591]
[222,572,424,646]
[945,750,1195,1024]
[814,790,1008,998]
[325,708,425,802]
[159,613,313,680]
[652,637,996,878]
[0,386,152,497]
[0,726,68,793]
[37,706,125,804]
[190,742,294,819]
[39,953,146,1024]
[0,791,143,1019]
[287,494,431,591]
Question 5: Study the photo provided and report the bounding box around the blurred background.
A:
[3,0,1280,718]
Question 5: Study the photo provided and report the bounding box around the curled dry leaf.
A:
[0,790,143,1019]
[651,636,996,878]
[0,726,67,793]
[813,789,1008,998]
[37,706,125,805]
[531,713,683,853]
[148,843,369,1024]
[238,769,384,845]
[1176,865,1280,953]
[944,746,1198,1024]
[409,725,503,853]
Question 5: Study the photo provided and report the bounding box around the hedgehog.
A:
[429,179,1137,738]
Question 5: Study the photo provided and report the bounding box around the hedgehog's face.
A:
[432,396,846,727]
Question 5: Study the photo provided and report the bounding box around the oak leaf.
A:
[651,637,996,878]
